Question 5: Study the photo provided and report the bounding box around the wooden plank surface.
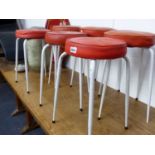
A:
[1,58,155,135]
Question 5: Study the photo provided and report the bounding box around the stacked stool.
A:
[70,26,114,87]
[47,25,81,85]
[15,19,70,93]
[40,31,86,106]
[98,30,155,123]
[53,37,130,135]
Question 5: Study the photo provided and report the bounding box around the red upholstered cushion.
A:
[104,30,155,47]
[16,29,49,39]
[45,31,87,45]
[52,25,81,32]
[45,19,70,29]
[65,37,127,59]
[81,26,113,37]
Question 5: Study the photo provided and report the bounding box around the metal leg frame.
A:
[88,60,96,135]
[23,39,29,93]
[135,48,144,100]
[79,58,83,111]
[39,44,50,106]
[52,52,67,123]
[48,46,54,84]
[98,57,130,129]
[117,59,123,92]
[98,60,108,96]
[98,61,111,119]
[15,38,20,83]
[146,47,155,123]
[69,57,77,87]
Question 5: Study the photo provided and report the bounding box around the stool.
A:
[70,26,114,87]
[103,30,155,122]
[47,25,81,85]
[40,31,86,106]
[15,29,49,93]
[53,37,130,135]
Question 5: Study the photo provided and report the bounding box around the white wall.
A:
[23,19,155,107]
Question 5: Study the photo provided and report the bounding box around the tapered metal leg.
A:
[79,58,83,111]
[98,61,107,96]
[86,59,90,92]
[135,48,144,100]
[52,52,67,123]
[70,57,77,87]
[146,48,154,123]
[95,60,100,80]
[15,38,20,83]
[98,61,111,119]
[117,59,122,92]
[123,56,130,129]
[48,46,53,85]
[39,44,50,106]
[88,60,96,135]
[23,39,29,93]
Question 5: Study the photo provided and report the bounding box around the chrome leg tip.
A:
[135,98,138,101]
[80,108,83,112]
[98,117,101,120]
[124,126,128,130]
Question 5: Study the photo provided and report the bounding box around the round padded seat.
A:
[104,30,155,47]
[45,31,87,45]
[16,29,49,39]
[65,37,127,59]
[81,26,113,37]
[52,25,81,32]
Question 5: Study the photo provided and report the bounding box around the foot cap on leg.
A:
[98,117,101,120]
[80,108,83,112]
[52,120,56,123]
[124,126,128,130]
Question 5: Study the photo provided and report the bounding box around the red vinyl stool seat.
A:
[65,37,127,59]
[39,31,87,106]
[45,31,86,45]
[53,37,130,135]
[104,30,155,123]
[16,29,49,39]
[104,30,155,47]
[52,25,81,32]
[81,26,114,37]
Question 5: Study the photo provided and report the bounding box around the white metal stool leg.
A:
[135,48,144,100]
[52,52,67,123]
[86,59,90,92]
[117,59,122,92]
[53,45,60,85]
[39,44,50,106]
[79,58,83,111]
[69,57,77,87]
[95,60,100,80]
[15,38,20,83]
[98,60,108,96]
[146,47,155,123]
[48,46,54,85]
[42,40,47,77]
[123,56,130,129]
[23,39,29,93]
[98,61,111,119]
[88,60,96,135]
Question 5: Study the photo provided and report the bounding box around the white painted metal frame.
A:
[98,56,130,129]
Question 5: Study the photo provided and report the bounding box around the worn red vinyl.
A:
[81,26,113,37]
[65,37,127,59]
[45,31,87,45]
[104,30,155,47]
[16,29,49,39]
